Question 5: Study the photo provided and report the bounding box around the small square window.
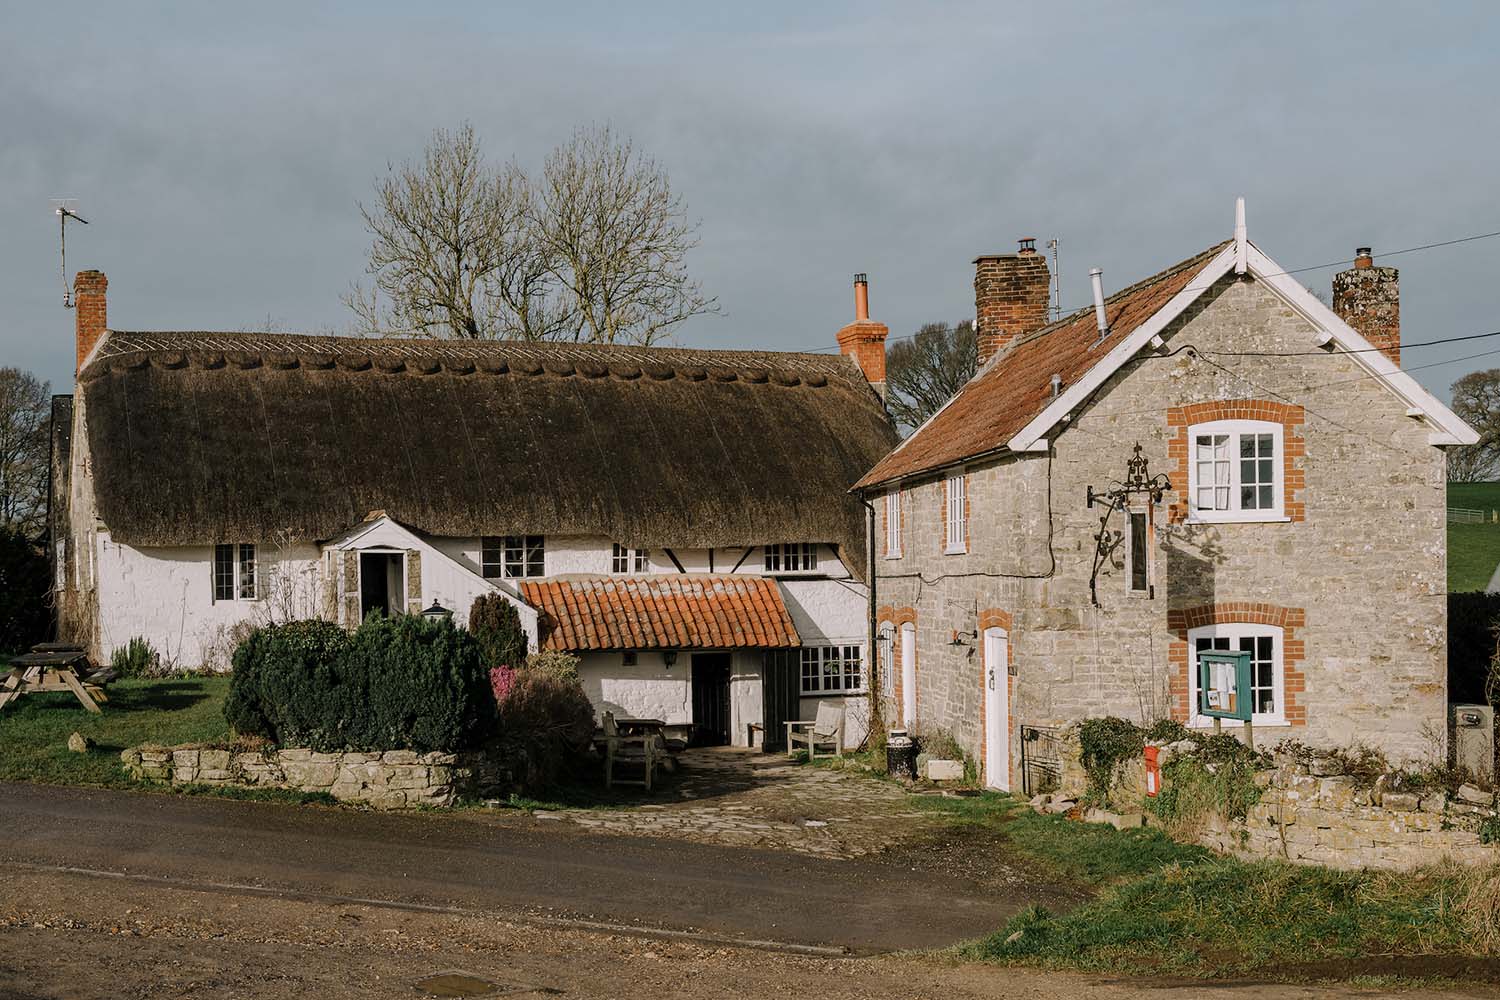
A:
[1188,420,1284,522]
[612,544,649,574]
[798,645,863,695]
[501,535,545,578]
[764,543,817,573]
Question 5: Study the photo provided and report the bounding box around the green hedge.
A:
[224,614,495,752]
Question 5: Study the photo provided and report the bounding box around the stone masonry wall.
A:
[121,744,521,809]
[875,273,1448,786]
[1044,728,1500,871]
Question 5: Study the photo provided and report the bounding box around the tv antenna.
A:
[1046,238,1061,321]
[51,199,89,308]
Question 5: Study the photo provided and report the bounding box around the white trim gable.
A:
[1007,235,1479,451]
[1007,243,1238,452]
[1242,242,1477,446]
[325,514,529,605]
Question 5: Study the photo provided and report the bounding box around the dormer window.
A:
[482,535,545,578]
[764,543,817,574]
[1187,420,1285,523]
[612,544,649,574]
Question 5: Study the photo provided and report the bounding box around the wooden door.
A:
[761,649,800,752]
[690,653,732,746]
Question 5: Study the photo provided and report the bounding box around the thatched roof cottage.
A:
[53,271,898,749]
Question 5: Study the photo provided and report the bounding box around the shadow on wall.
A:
[1164,526,1225,612]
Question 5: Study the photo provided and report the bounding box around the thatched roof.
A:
[79,333,896,570]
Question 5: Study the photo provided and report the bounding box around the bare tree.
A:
[884,321,977,432]
[348,123,715,345]
[1451,369,1500,482]
[0,368,51,539]
[534,125,716,345]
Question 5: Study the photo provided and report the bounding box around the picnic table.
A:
[0,644,110,714]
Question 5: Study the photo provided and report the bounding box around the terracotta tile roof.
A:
[519,575,802,651]
[856,241,1231,489]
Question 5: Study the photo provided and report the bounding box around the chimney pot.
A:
[973,240,1050,366]
[1333,252,1399,365]
[73,269,108,374]
[838,272,887,394]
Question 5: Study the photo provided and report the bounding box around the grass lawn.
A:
[0,676,233,787]
[1450,522,1500,591]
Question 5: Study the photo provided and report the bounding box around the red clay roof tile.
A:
[519,575,802,652]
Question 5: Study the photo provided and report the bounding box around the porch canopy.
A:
[520,575,801,651]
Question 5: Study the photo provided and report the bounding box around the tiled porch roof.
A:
[519,575,802,652]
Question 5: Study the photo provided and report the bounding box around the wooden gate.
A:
[761,649,800,752]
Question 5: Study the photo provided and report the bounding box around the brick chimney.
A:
[1332,248,1399,366]
[837,273,888,396]
[74,270,108,374]
[974,238,1050,366]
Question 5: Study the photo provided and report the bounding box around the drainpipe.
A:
[860,496,882,741]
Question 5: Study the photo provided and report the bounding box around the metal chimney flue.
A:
[1090,268,1109,338]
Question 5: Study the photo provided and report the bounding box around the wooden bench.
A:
[785,703,845,760]
[602,712,660,791]
[0,645,108,715]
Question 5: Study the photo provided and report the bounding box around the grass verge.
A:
[967,857,1500,980]
[0,677,233,786]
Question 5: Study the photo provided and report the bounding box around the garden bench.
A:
[602,711,660,791]
[785,703,845,760]
[0,644,108,715]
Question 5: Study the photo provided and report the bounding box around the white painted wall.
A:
[578,650,691,725]
[93,534,322,670]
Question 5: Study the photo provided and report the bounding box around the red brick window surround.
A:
[1167,603,1306,727]
[976,608,1014,788]
[878,605,918,725]
[1167,400,1305,524]
[882,489,903,559]
[941,473,970,554]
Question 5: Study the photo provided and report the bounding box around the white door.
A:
[900,623,917,727]
[983,627,1010,791]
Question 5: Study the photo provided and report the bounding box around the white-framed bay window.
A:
[944,474,967,554]
[884,489,902,558]
[800,644,863,695]
[1187,622,1286,726]
[1188,419,1285,523]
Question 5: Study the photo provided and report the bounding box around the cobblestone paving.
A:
[527,748,940,859]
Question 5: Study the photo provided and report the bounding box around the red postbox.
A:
[1144,745,1161,797]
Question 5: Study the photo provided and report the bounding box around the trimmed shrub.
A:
[469,593,528,670]
[524,648,580,681]
[224,614,495,752]
[0,526,49,653]
[495,669,596,792]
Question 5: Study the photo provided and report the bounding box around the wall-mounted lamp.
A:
[948,629,979,647]
[420,602,451,621]
[663,650,678,668]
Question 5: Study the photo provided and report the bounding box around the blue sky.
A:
[2,1,1497,399]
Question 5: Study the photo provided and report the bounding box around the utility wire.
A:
[785,226,1500,355]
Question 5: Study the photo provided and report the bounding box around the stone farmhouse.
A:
[854,203,1477,787]
[51,271,898,750]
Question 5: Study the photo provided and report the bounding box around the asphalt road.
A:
[0,782,1034,953]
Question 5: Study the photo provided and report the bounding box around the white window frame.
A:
[877,624,895,697]
[213,543,258,602]
[482,535,544,579]
[799,644,864,695]
[1186,622,1287,727]
[884,490,902,559]
[1187,419,1287,524]
[611,543,649,574]
[764,543,818,574]
[944,474,967,554]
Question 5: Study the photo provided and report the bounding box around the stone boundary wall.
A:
[121,744,520,809]
[1043,725,1500,870]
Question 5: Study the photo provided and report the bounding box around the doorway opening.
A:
[691,652,732,746]
[359,551,405,621]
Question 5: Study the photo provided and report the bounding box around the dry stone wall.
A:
[1043,726,1500,870]
[121,744,521,809]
